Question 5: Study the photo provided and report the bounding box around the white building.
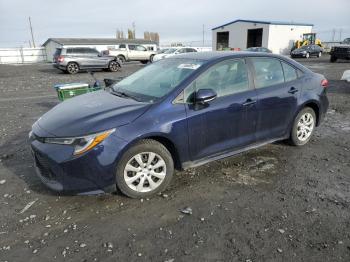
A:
[212,19,313,54]
[42,38,158,62]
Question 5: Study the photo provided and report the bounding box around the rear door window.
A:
[282,62,298,82]
[128,45,136,50]
[251,57,284,88]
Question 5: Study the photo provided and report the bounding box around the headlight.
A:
[44,128,115,155]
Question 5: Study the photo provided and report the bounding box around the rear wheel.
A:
[330,56,337,63]
[289,107,316,146]
[117,55,126,64]
[116,139,174,198]
[108,60,120,72]
[66,62,79,74]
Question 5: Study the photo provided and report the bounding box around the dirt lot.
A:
[0,55,349,262]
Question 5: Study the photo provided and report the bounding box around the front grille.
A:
[34,151,55,180]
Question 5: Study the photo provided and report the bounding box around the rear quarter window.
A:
[282,62,298,82]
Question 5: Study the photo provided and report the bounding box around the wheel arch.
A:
[116,54,126,61]
[299,100,321,126]
[121,134,182,171]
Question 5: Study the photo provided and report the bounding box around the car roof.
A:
[170,51,312,73]
[172,51,281,61]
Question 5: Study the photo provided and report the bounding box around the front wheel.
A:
[116,139,174,198]
[289,107,316,146]
[108,60,121,72]
[150,55,155,63]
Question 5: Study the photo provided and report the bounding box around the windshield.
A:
[164,48,178,54]
[112,58,204,103]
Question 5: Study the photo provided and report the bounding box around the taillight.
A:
[321,79,329,88]
[57,56,64,62]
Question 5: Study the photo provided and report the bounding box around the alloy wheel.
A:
[67,63,79,74]
[124,152,166,193]
[297,113,314,142]
[109,61,120,72]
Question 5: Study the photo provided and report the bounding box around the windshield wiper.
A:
[111,90,141,102]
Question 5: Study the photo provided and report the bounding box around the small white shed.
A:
[212,19,313,54]
[42,38,159,62]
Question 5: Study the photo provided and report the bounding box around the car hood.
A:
[35,90,151,137]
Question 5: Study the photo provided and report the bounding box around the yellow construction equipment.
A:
[294,33,323,50]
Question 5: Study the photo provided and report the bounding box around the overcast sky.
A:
[0,0,349,47]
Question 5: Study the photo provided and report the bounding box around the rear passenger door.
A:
[249,57,300,141]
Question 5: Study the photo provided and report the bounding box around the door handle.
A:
[242,98,256,106]
[288,87,299,94]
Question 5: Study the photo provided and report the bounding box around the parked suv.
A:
[30,52,328,198]
[330,38,350,62]
[53,47,121,74]
[103,44,157,64]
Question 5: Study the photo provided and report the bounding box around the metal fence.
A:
[0,47,47,64]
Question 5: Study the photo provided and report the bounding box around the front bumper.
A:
[30,131,128,194]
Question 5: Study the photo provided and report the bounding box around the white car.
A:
[152,47,198,62]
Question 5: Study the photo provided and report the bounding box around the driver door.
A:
[184,59,258,161]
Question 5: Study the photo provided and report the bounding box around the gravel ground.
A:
[0,55,349,262]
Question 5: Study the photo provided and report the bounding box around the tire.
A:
[117,55,126,64]
[330,56,337,63]
[150,55,155,63]
[289,107,316,146]
[66,62,79,74]
[305,52,310,59]
[140,60,148,65]
[318,52,322,58]
[115,139,174,198]
[108,60,121,72]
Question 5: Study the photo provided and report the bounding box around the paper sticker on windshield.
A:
[178,63,201,70]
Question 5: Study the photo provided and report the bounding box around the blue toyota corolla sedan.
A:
[29,52,329,198]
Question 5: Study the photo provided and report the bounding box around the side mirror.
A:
[195,89,217,104]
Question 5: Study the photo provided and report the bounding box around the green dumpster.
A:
[54,83,101,101]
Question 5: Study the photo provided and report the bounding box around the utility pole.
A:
[339,28,343,42]
[202,24,205,47]
[29,17,35,48]
[332,29,336,42]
